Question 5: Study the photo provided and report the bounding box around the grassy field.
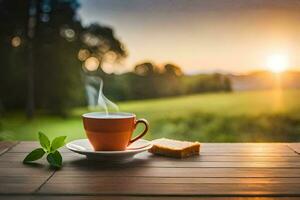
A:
[1,89,300,142]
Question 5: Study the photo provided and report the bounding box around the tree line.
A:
[99,62,231,102]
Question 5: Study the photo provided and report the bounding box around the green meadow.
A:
[1,89,300,142]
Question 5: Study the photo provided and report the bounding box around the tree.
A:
[131,62,183,98]
[161,64,183,96]
[0,0,127,117]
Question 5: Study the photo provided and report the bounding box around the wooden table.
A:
[1,141,300,200]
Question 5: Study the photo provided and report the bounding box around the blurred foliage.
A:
[102,62,231,101]
[153,112,300,142]
[0,0,230,117]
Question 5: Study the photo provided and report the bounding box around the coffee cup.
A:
[82,112,149,151]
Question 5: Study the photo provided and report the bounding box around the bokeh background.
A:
[1,0,300,142]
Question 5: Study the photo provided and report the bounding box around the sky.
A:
[78,0,300,74]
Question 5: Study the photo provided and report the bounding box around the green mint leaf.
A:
[23,148,45,163]
[47,150,62,168]
[50,136,67,152]
[39,132,50,152]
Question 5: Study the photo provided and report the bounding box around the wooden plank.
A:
[48,177,300,184]
[8,141,40,152]
[0,142,56,194]
[0,175,52,193]
[288,143,300,154]
[0,175,53,193]
[1,142,300,197]
[202,143,288,146]
[9,142,296,155]
[201,144,293,152]
[3,152,300,163]
[0,165,54,193]
[1,196,299,200]
[9,141,70,153]
[0,165,54,177]
[201,143,292,154]
[64,152,300,168]
[0,196,32,200]
[2,160,300,169]
[39,182,300,196]
[158,143,297,156]
[64,160,300,168]
[2,154,300,168]
[49,167,300,178]
[0,141,18,155]
[135,152,300,162]
[185,142,293,156]
[200,153,297,156]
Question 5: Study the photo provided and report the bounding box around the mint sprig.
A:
[23,132,67,168]
[39,132,50,152]
[23,148,45,162]
[47,150,63,168]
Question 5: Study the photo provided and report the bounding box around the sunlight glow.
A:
[84,57,99,71]
[11,36,21,47]
[78,49,90,61]
[266,54,289,73]
[102,62,114,74]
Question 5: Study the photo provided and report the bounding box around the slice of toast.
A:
[149,138,200,158]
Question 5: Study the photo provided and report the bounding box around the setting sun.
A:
[266,54,289,73]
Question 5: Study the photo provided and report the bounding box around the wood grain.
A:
[1,142,300,198]
[0,142,55,194]
[8,141,70,153]
[0,141,18,155]
[1,196,300,200]
[48,167,300,178]
[3,152,300,163]
[2,154,300,168]
[8,142,296,155]
[288,143,300,154]
[47,177,300,184]
[39,182,300,196]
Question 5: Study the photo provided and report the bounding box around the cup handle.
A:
[130,119,149,144]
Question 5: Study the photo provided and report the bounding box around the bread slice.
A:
[149,138,200,158]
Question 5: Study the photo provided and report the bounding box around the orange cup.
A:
[82,112,149,151]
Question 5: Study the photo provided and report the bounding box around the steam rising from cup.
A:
[97,79,118,115]
[85,76,119,115]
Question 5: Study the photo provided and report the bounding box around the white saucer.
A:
[66,139,152,161]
